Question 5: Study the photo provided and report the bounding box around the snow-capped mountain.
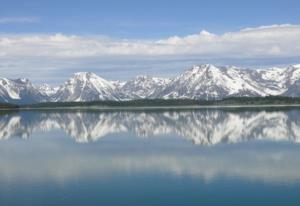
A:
[52,72,119,102]
[117,75,170,99]
[0,78,49,104]
[36,84,59,96]
[1,64,300,104]
[156,64,300,99]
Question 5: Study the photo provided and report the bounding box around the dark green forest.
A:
[19,96,300,108]
[2,96,300,109]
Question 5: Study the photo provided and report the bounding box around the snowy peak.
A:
[36,84,59,96]
[53,72,119,102]
[189,64,217,73]
[0,64,300,104]
[157,64,300,100]
[157,64,243,99]
[119,75,170,99]
[0,78,21,102]
[14,78,30,84]
[0,77,49,104]
[72,72,109,83]
[70,72,116,91]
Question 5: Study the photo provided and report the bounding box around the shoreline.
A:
[1,104,300,111]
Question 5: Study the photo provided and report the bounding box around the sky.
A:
[0,0,300,84]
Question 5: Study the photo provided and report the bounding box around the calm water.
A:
[1,108,300,205]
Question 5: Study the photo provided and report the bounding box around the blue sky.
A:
[0,0,300,84]
[1,0,300,37]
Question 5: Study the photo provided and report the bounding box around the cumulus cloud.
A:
[0,17,39,24]
[0,24,299,58]
[0,24,299,83]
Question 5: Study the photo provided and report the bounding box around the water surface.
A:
[0,108,300,205]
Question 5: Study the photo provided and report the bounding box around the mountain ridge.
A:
[1,64,300,104]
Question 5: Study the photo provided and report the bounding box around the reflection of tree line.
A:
[0,110,300,145]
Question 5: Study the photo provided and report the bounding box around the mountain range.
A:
[1,64,300,104]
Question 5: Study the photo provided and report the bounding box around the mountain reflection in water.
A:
[0,108,300,145]
[0,108,300,189]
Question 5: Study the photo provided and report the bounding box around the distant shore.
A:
[15,104,300,112]
[1,96,300,111]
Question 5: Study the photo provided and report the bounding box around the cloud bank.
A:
[0,24,299,83]
[1,24,299,57]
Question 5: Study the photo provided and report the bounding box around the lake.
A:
[0,108,300,205]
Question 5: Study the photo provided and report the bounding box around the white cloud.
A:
[241,24,295,31]
[0,24,299,58]
[0,24,300,83]
[0,17,39,24]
